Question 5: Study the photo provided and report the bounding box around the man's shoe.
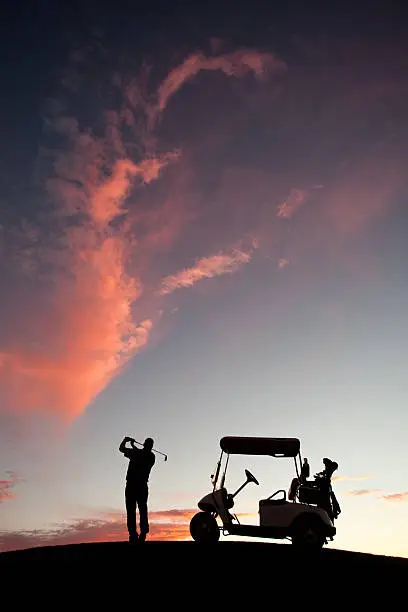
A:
[129,533,139,545]
[139,532,146,543]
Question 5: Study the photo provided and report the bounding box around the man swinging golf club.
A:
[119,436,155,544]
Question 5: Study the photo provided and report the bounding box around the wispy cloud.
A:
[159,248,252,295]
[278,258,290,269]
[277,188,308,219]
[151,49,286,126]
[379,492,408,503]
[339,488,408,502]
[345,489,381,497]
[341,489,408,502]
[332,476,374,483]
[0,471,23,503]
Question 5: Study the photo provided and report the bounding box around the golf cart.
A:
[190,436,341,551]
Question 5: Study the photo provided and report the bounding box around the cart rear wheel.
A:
[190,512,220,544]
[291,517,325,552]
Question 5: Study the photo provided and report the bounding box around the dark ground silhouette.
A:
[2,541,407,572]
[1,541,406,604]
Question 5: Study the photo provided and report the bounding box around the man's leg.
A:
[136,484,149,542]
[125,484,138,543]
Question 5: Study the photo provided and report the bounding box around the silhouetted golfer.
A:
[119,436,155,544]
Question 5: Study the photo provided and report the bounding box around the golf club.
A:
[131,438,168,461]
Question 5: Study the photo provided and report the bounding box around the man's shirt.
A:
[124,447,155,485]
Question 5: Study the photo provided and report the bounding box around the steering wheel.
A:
[245,469,259,486]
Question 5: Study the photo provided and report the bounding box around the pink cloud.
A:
[379,492,408,503]
[345,489,381,497]
[0,122,178,422]
[323,151,406,237]
[277,188,308,219]
[159,248,252,295]
[278,258,290,269]
[152,49,286,125]
[332,476,374,483]
[0,46,283,425]
[0,471,23,503]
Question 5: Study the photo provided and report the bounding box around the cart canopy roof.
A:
[220,436,300,457]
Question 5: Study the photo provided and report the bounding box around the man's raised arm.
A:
[119,436,134,454]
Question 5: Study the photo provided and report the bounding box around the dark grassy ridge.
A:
[2,539,407,568]
[1,540,407,602]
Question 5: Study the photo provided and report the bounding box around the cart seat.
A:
[259,499,288,506]
[259,489,289,508]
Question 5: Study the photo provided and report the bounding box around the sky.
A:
[1,0,408,556]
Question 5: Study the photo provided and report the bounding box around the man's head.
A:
[144,438,154,451]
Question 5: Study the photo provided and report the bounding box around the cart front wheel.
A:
[190,512,220,544]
